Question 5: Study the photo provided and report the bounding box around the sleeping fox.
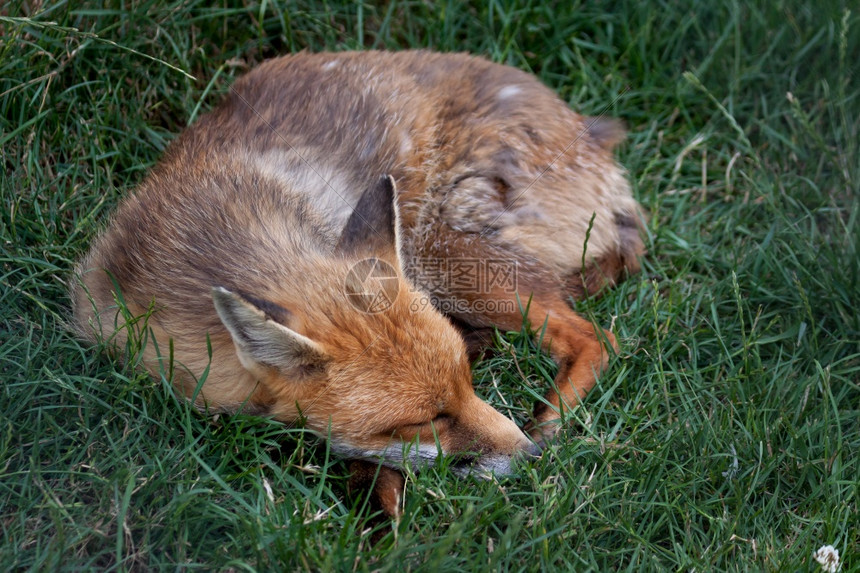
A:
[208,51,645,439]
[73,50,643,511]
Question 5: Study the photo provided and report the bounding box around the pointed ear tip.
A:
[211,287,245,316]
[380,174,397,200]
[211,286,236,303]
[383,175,400,220]
[586,116,627,149]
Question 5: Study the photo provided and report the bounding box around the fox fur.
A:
[200,50,645,438]
[73,158,535,478]
[73,50,644,495]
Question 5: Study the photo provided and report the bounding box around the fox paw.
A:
[347,460,405,519]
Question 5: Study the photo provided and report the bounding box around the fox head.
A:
[212,176,538,476]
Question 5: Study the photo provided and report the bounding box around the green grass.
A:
[2,0,858,570]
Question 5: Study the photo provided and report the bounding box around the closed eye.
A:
[384,413,452,439]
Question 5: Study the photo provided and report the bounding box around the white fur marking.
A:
[497,85,522,100]
[329,441,515,477]
[399,135,413,156]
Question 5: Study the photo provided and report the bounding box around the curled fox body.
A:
[208,51,644,437]
[74,50,642,488]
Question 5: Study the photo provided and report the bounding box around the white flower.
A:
[813,545,840,573]
[262,477,275,504]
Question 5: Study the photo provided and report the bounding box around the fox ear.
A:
[336,175,405,270]
[585,116,626,150]
[211,287,329,377]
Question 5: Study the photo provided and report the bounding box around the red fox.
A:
[73,50,643,513]
[206,51,645,440]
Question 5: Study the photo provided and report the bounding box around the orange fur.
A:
[74,162,534,478]
[73,51,645,491]
[202,51,645,439]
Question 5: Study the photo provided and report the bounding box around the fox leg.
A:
[409,233,616,444]
[518,297,617,441]
[454,288,615,443]
[348,460,405,519]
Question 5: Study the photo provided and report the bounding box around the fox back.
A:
[194,50,643,290]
